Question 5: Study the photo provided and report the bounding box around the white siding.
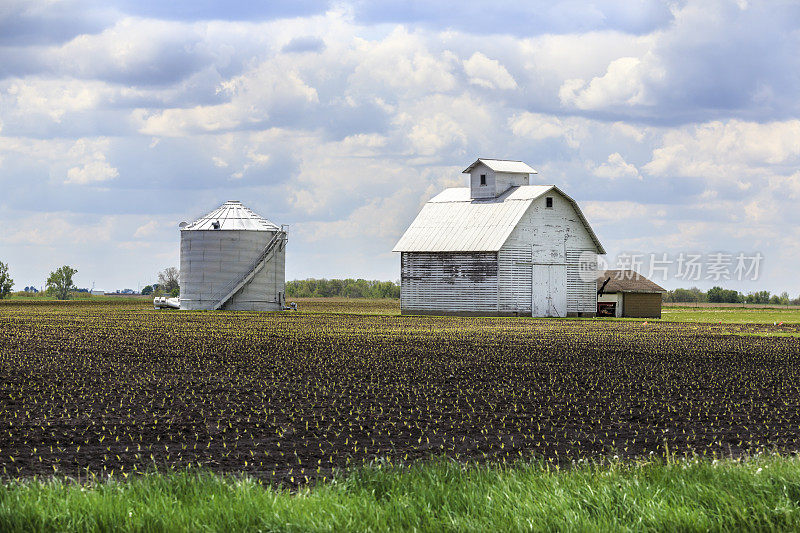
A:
[566,250,597,313]
[469,164,530,199]
[498,190,597,315]
[401,252,498,314]
[469,162,496,199]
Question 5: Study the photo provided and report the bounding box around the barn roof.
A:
[182,200,279,231]
[462,158,537,174]
[392,185,605,253]
[596,270,666,294]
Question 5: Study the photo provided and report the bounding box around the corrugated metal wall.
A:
[566,250,597,313]
[498,245,532,313]
[401,252,498,314]
[180,230,284,311]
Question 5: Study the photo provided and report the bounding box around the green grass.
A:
[3,457,800,532]
[661,306,800,324]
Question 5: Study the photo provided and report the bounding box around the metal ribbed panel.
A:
[393,186,552,253]
[178,201,286,311]
[183,200,279,231]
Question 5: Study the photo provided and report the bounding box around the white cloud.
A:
[2,2,800,292]
[64,138,119,184]
[644,119,800,182]
[136,62,319,136]
[593,152,641,180]
[559,56,662,109]
[509,112,588,148]
[347,27,458,101]
[463,52,517,90]
[583,200,666,223]
[134,220,159,238]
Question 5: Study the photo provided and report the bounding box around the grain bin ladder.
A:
[211,228,287,310]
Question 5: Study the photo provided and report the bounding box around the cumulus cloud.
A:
[593,152,642,180]
[463,52,517,90]
[644,119,800,181]
[509,112,589,148]
[2,0,800,293]
[559,56,662,110]
[64,138,119,184]
[135,63,319,136]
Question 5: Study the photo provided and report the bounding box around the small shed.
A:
[393,158,605,317]
[596,270,666,318]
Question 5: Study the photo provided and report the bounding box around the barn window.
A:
[480,174,487,186]
[546,197,553,208]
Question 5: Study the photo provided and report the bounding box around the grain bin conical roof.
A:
[183,200,279,231]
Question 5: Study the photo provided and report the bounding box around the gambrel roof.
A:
[462,158,537,174]
[393,185,605,253]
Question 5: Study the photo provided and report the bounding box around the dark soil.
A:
[2,302,800,486]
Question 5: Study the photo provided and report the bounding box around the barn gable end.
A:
[498,188,599,314]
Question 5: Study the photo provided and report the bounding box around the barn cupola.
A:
[462,158,537,199]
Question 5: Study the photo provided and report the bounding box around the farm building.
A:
[393,158,605,317]
[596,270,666,318]
[178,200,287,311]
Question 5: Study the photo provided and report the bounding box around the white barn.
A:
[393,158,605,317]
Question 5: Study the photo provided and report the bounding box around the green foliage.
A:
[661,307,800,323]
[141,285,153,296]
[45,265,77,300]
[157,267,179,295]
[664,287,706,303]
[707,286,743,303]
[0,261,13,299]
[287,278,400,299]
[169,287,179,298]
[746,290,772,304]
[667,286,798,306]
[4,457,800,532]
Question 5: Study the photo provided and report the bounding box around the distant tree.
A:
[141,285,154,296]
[170,287,179,298]
[666,287,706,303]
[746,290,771,304]
[46,265,78,300]
[286,278,401,299]
[0,261,13,299]
[158,267,179,294]
[778,291,791,305]
[707,286,742,303]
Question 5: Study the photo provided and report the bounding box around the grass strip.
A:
[2,456,800,532]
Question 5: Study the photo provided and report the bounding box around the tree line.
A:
[0,261,179,300]
[664,286,800,305]
[286,278,401,299]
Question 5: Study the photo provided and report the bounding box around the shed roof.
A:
[596,270,667,294]
[462,158,537,174]
[182,200,279,231]
[393,185,605,253]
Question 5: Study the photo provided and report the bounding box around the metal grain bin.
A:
[179,201,286,311]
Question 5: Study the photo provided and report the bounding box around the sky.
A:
[1,0,800,294]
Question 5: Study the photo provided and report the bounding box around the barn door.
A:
[532,264,567,317]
